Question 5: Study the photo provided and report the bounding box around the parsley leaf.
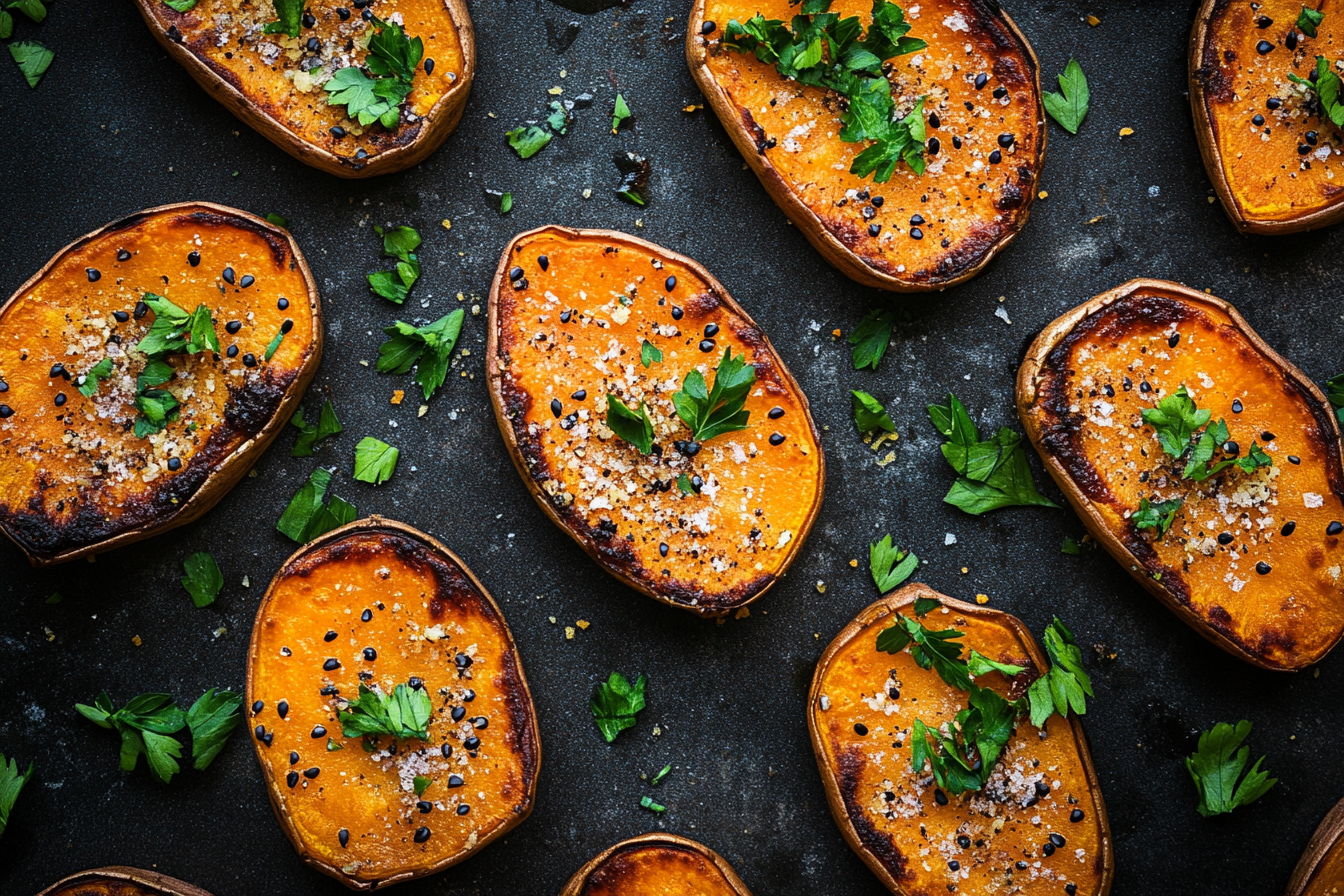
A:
[639,795,666,812]
[1025,617,1092,727]
[640,339,662,367]
[1298,6,1325,38]
[605,395,654,454]
[376,310,464,400]
[1061,536,1082,555]
[876,608,972,692]
[339,683,432,741]
[185,689,243,771]
[910,683,1017,794]
[650,764,671,785]
[672,347,756,443]
[852,389,895,433]
[262,0,303,37]
[546,101,570,134]
[265,212,290,227]
[0,12,11,40]
[9,0,45,23]
[414,775,432,796]
[181,552,223,608]
[325,18,422,129]
[612,93,632,132]
[507,125,553,159]
[354,437,399,485]
[499,192,514,214]
[849,308,895,370]
[9,40,52,88]
[77,358,114,397]
[264,328,284,361]
[677,473,696,495]
[1185,720,1277,816]
[1042,59,1089,134]
[368,225,421,304]
[869,534,918,592]
[0,752,32,840]
[591,672,646,743]
[1141,385,1211,459]
[276,467,358,543]
[76,692,189,784]
[1328,373,1344,424]
[928,393,1058,514]
[1132,496,1183,538]
[290,400,342,456]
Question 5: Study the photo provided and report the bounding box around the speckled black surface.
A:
[2,1,1343,894]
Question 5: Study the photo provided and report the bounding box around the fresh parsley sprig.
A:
[852,390,895,433]
[1185,720,1277,816]
[325,18,422,129]
[276,467,357,543]
[0,752,32,840]
[1132,496,1183,538]
[849,308,895,370]
[290,400,342,456]
[928,393,1057,515]
[368,225,421,304]
[339,683,432,741]
[1140,385,1272,482]
[591,672,646,743]
[876,597,972,692]
[1289,56,1344,129]
[869,535,917,592]
[672,347,756,443]
[605,395,655,454]
[262,0,303,37]
[9,40,52,88]
[377,310,464,401]
[77,358,114,397]
[1024,618,1092,727]
[1043,59,1089,134]
[353,437,399,485]
[910,683,1017,794]
[76,689,242,784]
[1299,6,1325,38]
[131,293,221,437]
[181,551,223,608]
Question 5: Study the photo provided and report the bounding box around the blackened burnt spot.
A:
[995,180,1025,212]
[683,290,723,319]
[181,210,291,267]
[1199,0,1239,104]
[738,106,768,152]
[923,222,1004,285]
[835,746,909,881]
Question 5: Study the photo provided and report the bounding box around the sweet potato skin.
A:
[1288,795,1344,896]
[559,833,755,896]
[486,226,825,616]
[36,867,215,896]
[687,0,1045,291]
[0,202,321,566]
[808,585,1113,896]
[134,0,474,178]
[1017,280,1344,670]
[246,517,540,891]
[1190,0,1344,233]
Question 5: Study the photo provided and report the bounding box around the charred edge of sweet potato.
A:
[1287,795,1344,896]
[134,0,475,178]
[686,0,1045,291]
[485,226,825,616]
[559,833,755,896]
[36,867,216,896]
[0,202,322,565]
[1018,279,1344,669]
[806,583,1114,896]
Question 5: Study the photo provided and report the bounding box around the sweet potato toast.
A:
[1018,279,1344,671]
[246,517,540,890]
[559,833,755,896]
[687,0,1045,290]
[809,585,1113,896]
[1288,795,1344,896]
[134,0,474,178]
[1191,0,1344,233]
[486,225,825,616]
[37,867,214,896]
[0,202,321,566]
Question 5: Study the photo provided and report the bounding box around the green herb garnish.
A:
[499,191,514,214]
[0,752,32,840]
[672,347,756,443]
[1289,56,1344,128]
[181,552,223,608]
[368,225,421,304]
[910,683,1017,794]
[875,597,972,692]
[353,437,399,485]
[276,467,357,543]
[9,40,51,88]
[1132,496,1184,538]
[414,775,432,796]
[852,389,894,433]
[591,672,646,743]
[325,17,422,129]
[161,0,197,10]
[1024,617,1092,727]
[640,339,662,368]
[265,212,289,227]
[264,329,284,361]
[1042,58,1089,134]
[1060,536,1081,555]
[928,393,1057,515]
[339,683,432,741]
[849,308,895,370]
[1298,6,1325,38]
[186,689,245,770]
[1185,721,1277,817]
[677,473,696,495]
[650,764,671,786]
[869,534,917,593]
[290,400,342,457]
[639,795,666,812]
[1141,385,1209,460]
[262,0,303,36]
[506,125,553,159]
[9,0,45,22]
[612,93,632,132]
[77,358,114,398]
[376,310,464,400]
[1328,373,1344,424]
[76,689,241,784]
[605,395,654,454]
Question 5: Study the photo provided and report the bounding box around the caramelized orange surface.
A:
[1020,284,1344,669]
[1302,844,1344,896]
[247,522,540,889]
[691,0,1043,288]
[488,227,823,615]
[0,204,318,564]
[38,868,213,896]
[1194,0,1344,229]
[576,842,745,896]
[811,591,1111,896]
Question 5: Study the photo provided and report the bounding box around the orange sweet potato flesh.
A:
[0,202,320,566]
[1018,280,1344,671]
[1191,0,1344,233]
[688,0,1044,290]
[486,226,825,616]
[134,0,472,177]
[809,586,1113,896]
[1289,796,1344,896]
[37,867,215,896]
[560,834,755,896]
[246,518,540,891]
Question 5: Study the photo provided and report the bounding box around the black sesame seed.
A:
[1042,842,1056,857]
[409,677,424,690]
[1016,861,1029,871]
[1049,833,1066,847]
[112,310,130,323]
[362,609,373,622]
[1289,455,1301,464]
[448,774,464,787]
[226,345,239,359]
[538,255,549,271]
[1222,440,1240,455]
[472,717,488,729]
[957,835,971,848]
[252,700,265,715]
[1035,781,1051,797]
[1256,39,1274,54]
[1267,97,1282,110]
[362,647,377,661]
[362,8,373,19]
[167,457,183,472]
[1256,561,1272,575]
[417,800,432,813]
[0,405,12,418]
[1218,533,1234,545]
[1140,381,1152,393]
[934,789,948,806]
[222,266,236,284]
[769,432,785,446]
[53,393,66,407]
[451,706,466,721]
[1168,332,1180,348]
[339,829,349,847]
[871,196,884,207]
[455,653,473,670]
[261,731,274,746]
[456,804,470,816]
[704,322,720,338]
[948,860,960,871]
[465,694,476,705]
[1307,130,1320,146]
[659,542,669,557]
[1287,31,1299,50]
[1252,114,1265,126]
[424,58,435,75]
[287,771,299,788]
[665,275,677,291]
[1066,885,1078,896]
[910,227,923,240]
[974,73,988,89]
[550,398,562,417]
[278,297,290,310]
[701,19,716,34]
[415,827,431,842]
[254,724,267,741]
[1261,431,1275,441]
[993,86,1008,99]
[868,223,881,236]
[1232,398,1244,413]
[323,658,341,671]
[509,266,524,282]
[49,363,65,378]
[671,305,684,320]
[330,124,347,137]
[281,318,294,334]
[441,745,454,758]
[1282,521,1296,536]
[989,149,1002,164]
[910,214,925,226]
[691,475,703,490]
[1328,521,1343,536]
[281,647,292,657]
[1299,143,1312,155]
[243,353,257,367]
[769,406,785,419]
[117,248,132,262]
[699,340,715,353]
[997,133,1014,148]
[927,136,941,155]
[226,320,242,334]
[1257,14,1273,27]
[929,112,941,128]
[240,274,256,289]
[86,268,101,282]
[464,736,481,751]
[312,726,327,738]
[276,700,289,719]
[851,722,869,736]
[289,751,299,765]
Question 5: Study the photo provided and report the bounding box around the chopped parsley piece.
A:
[640,339,662,367]
[376,309,464,400]
[9,0,44,25]
[262,0,303,36]
[1185,720,1277,816]
[1328,373,1344,424]
[414,775,432,796]
[77,690,240,784]
[185,689,244,771]
[276,467,358,543]
[614,150,651,205]
[506,124,553,159]
[723,0,927,182]
[264,328,284,361]
[591,672,646,743]
[290,400,342,457]
[1042,58,1089,134]
[928,393,1058,515]
[161,0,197,9]
[605,394,654,454]
[0,752,32,840]
[353,437,399,485]
[1060,536,1082,555]
[131,294,219,437]
[1024,617,1092,727]
[265,212,289,227]
[869,534,918,593]
[0,12,11,39]
[849,308,895,370]
[677,473,696,495]
[650,764,671,786]
[876,598,973,692]
[852,389,894,433]
[325,18,422,129]
[181,552,223,608]
[1132,496,1183,538]
[910,682,1017,794]
[1293,56,1344,129]
[546,101,570,134]
[1140,385,1270,481]
[368,224,421,304]
[639,795,666,813]
[499,191,513,214]
[1298,6,1325,38]
[612,93,632,132]
[9,40,51,88]
[77,357,114,397]
[672,347,756,443]
[339,683,432,741]
[1141,385,1210,459]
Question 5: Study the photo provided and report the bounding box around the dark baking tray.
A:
[2,1,1342,893]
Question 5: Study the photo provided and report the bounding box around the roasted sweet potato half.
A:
[1190,0,1344,233]
[809,584,1113,896]
[1288,795,1344,896]
[559,833,755,896]
[687,0,1045,291]
[1017,279,1344,671]
[486,226,825,616]
[246,517,540,890]
[36,867,215,896]
[0,202,321,566]
[134,0,474,178]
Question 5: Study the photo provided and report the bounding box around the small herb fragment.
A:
[672,347,756,443]
[77,358,115,398]
[290,400,342,457]
[353,437,399,485]
[677,473,696,495]
[639,795,666,812]
[928,393,1058,515]
[181,552,223,608]
[339,683,432,741]
[506,125,553,159]
[1024,617,1092,727]
[591,672,646,743]
[161,0,197,10]
[876,597,973,692]
[1132,496,1184,538]
[265,212,290,227]
[852,389,895,433]
[849,309,895,370]
[186,689,245,770]
[640,339,662,368]
[1060,536,1081,555]
[910,682,1017,794]
[1298,6,1325,38]
[605,395,654,454]
[414,775,432,796]
[869,534,918,593]
[262,0,303,36]
[1185,720,1277,817]
[499,192,513,214]
[1328,373,1344,424]
[276,467,358,543]
[368,225,421,304]
[650,764,671,785]
[0,752,32,840]
[376,310,464,400]
[613,151,651,205]
[612,93,632,132]
[264,329,284,361]
[1042,58,1089,134]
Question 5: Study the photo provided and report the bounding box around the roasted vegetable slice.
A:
[1191,0,1344,233]
[246,518,540,890]
[1018,279,1344,670]
[687,0,1045,290]
[134,0,474,177]
[37,867,215,896]
[559,833,755,896]
[1288,795,1344,896]
[487,226,825,616]
[809,585,1113,896]
[0,202,321,566]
